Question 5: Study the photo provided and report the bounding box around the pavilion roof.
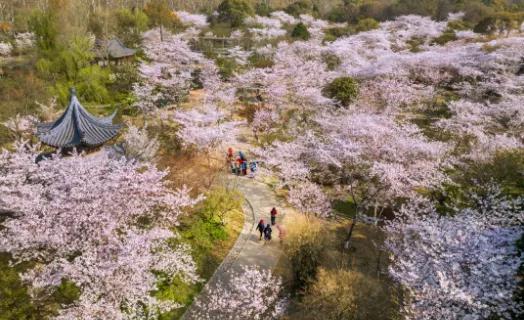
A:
[95,39,136,59]
[36,89,121,148]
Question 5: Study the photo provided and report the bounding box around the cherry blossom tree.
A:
[176,11,209,29]
[0,142,202,319]
[251,108,279,145]
[0,41,12,56]
[123,124,160,161]
[173,106,243,153]
[3,114,38,139]
[288,181,331,218]
[134,28,224,112]
[193,266,287,320]
[385,187,523,319]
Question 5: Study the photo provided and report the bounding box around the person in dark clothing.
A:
[241,160,248,175]
[256,219,265,240]
[235,157,242,175]
[264,224,272,242]
[270,207,278,225]
[238,151,246,161]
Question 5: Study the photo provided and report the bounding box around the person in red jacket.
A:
[270,207,277,225]
[226,147,235,173]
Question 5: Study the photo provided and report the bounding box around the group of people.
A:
[257,207,284,243]
[227,147,257,178]
[226,148,282,243]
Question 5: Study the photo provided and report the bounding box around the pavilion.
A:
[95,38,136,65]
[36,88,121,148]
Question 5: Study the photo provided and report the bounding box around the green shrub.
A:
[291,22,310,40]
[52,279,81,306]
[0,255,37,320]
[323,77,359,107]
[155,274,197,313]
[28,9,59,52]
[290,241,323,292]
[391,0,438,18]
[451,149,524,198]
[300,268,401,320]
[358,1,391,21]
[431,29,457,45]
[255,1,273,16]
[285,0,318,17]
[323,26,352,42]
[52,65,112,104]
[284,217,324,294]
[355,18,379,32]
[447,19,470,31]
[322,53,341,70]
[217,0,255,28]
[215,57,238,80]
[326,7,351,23]
[30,12,117,105]
[407,37,425,52]
[473,12,524,35]
[114,8,149,47]
[462,1,493,24]
[0,253,81,319]
[473,16,498,33]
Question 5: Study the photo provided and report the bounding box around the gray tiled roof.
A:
[95,39,136,59]
[36,89,122,148]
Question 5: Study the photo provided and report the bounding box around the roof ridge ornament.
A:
[36,89,122,148]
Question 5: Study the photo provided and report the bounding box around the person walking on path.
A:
[264,223,272,243]
[238,151,246,161]
[276,224,286,244]
[248,161,258,178]
[241,160,247,176]
[270,207,278,225]
[235,157,242,175]
[256,219,265,240]
[227,147,234,162]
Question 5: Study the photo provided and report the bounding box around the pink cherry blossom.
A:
[0,142,202,319]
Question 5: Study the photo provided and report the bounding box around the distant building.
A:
[95,38,136,65]
[36,88,121,148]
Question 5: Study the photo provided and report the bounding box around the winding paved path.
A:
[182,175,291,319]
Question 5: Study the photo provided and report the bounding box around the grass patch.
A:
[332,199,358,218]
[276,215,401,319]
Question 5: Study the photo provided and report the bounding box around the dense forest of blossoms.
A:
[0,2,523,319]
[0,143,201,318]
[135,10,523,319]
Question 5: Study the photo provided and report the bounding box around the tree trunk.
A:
[344,218,356,250]
[344,181,359,250]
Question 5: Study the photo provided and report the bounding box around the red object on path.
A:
[227,147,233,157]
[270,207,277,225]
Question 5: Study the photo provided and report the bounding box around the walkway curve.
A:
[182,175,290,319]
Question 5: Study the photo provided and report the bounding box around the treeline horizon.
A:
[1,0,523,31]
